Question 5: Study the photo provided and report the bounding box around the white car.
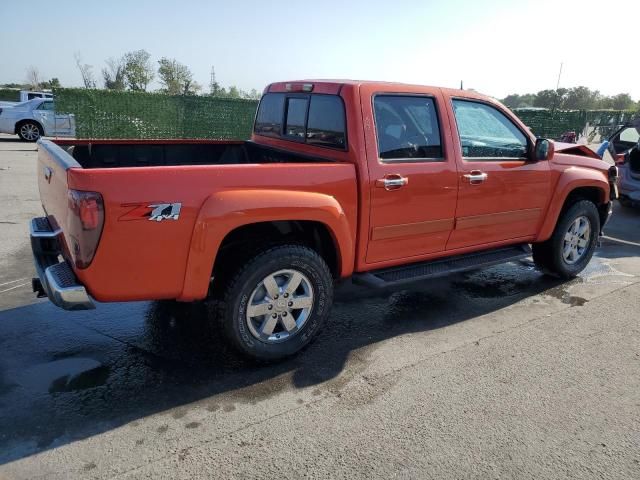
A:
[0,91,54,109]
[0,98,75,142]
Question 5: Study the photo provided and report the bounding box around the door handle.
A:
[463,171,488,184]
[376,175,408,190]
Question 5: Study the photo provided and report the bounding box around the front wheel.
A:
[218,245,334,361]
[532,200,600,279]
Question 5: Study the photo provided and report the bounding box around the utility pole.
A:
[556,62,563,91]
[460,80,464,90]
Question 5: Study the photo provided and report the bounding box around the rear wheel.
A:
[217,245,333,361]
[532,200,600,279]
[17,121,43,142]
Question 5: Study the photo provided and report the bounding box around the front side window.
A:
[452,100,528,159]
[373,95,442,161]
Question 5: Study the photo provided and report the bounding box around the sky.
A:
[1,0,639,99]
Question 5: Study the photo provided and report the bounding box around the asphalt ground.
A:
[0,134,638,479]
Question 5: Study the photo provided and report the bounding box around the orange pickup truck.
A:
[31,80,618,360]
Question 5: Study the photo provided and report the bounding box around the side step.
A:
[353,244,532,288]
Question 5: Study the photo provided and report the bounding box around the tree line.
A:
[3,50,260,100]
[502,87,638,111]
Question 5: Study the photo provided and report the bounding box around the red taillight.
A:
[67,190,104,268]
[79,196,100,230]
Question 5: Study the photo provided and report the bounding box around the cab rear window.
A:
[254,93,347,150]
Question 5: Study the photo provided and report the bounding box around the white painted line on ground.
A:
[0,278,28,287]
[0,282,29,294]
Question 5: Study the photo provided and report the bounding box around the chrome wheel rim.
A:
[563,215,591,264]
[246,269,314,343]
[20,123,40,141]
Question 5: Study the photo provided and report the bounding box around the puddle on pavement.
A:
[11,357,109,394]
[451,262,544,299]
[49,364,110,394]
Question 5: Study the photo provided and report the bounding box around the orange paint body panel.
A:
[36,80,614,304]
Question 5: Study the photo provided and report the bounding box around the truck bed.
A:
[53,139,337,169]
[36,139,358,303]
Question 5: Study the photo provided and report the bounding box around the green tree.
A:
[502,93,536,108]
[123,50,154,91]
[609,93,635,110]
[102,57,126,90]
[157,57,200,95]
[533,88,568,109]
[227,85,241,98]
[40,78,61,89]
[563,86,601,110]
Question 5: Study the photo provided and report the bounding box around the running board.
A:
[353,244,532,288]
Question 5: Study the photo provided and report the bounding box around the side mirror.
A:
[534,138,554,161]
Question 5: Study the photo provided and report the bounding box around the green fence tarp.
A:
[52,88,638,141]
[54,88,259,140]
[513,109,637,141]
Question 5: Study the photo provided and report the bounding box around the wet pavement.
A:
[1,136,639,479]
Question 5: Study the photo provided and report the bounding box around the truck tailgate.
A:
[31,140,95,310]
[37,140,77,241]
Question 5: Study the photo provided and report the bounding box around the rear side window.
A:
[255,93,347,150]
[255,93,285,137]
[373,95,443,161]
[36,101,55,111]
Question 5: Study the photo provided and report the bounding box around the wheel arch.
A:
[15,118,44,135]
[177,189,355,301]
[536,170,609,242]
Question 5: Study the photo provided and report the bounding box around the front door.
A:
[445,98,551,250]
[363,88,458,265]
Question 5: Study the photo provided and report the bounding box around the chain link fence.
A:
[53,88,259,139]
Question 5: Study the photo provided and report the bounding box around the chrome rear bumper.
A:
[30,217,95,310]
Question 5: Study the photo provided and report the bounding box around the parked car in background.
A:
[0,90,54,108]
[31,80,617,360]
[0,98,75,141]
[609,121,640,207]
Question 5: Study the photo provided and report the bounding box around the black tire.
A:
[532,200,600,279]
[217,245,334,361]
[17,121,43,142]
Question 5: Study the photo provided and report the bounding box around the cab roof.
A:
[266,79,495,103]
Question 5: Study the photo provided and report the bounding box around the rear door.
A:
[32,100,56,135]
[362,86,458,265]
[445,97,550,250]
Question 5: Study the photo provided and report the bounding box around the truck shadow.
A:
[0,260,575,464]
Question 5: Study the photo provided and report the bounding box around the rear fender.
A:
[536,167,609,242]
[178,189,354,301]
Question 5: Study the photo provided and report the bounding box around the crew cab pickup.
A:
[31,80,618,360]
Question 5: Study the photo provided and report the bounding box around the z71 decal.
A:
[148,203,182,221]
[119,202,182,222]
